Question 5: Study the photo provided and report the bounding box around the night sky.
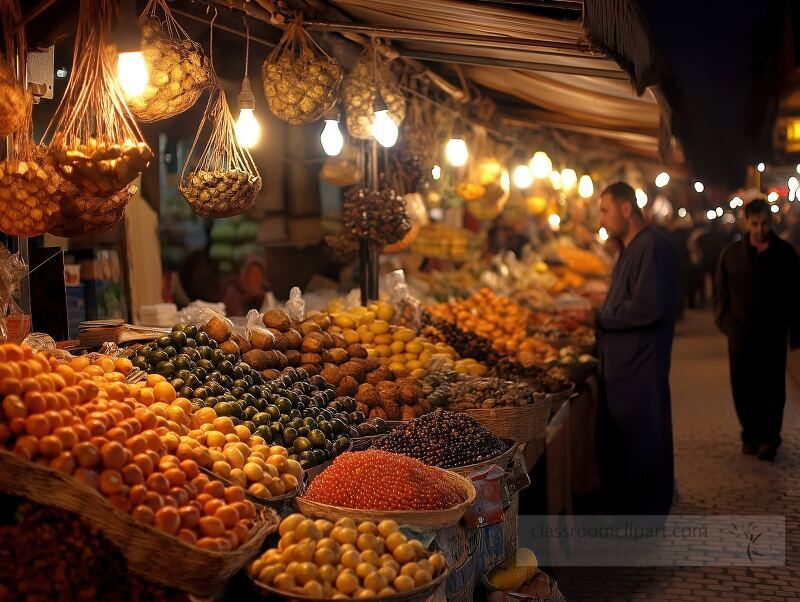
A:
[637,0,789,190]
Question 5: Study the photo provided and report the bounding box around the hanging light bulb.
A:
[320,118,344,156]
[431,164,442,180]
[694,181,705,193]
[372,98,398,148]
[117,52,148,97]
[445,137,468,167]
[655,171,670,188]
[512,164,533,189]
[598,227,609,241]
[550,170,561,190]
[678,207,687,218]
[578,174,594,198]
[635,188,648,208]
[756,162,766,173]
[234,24,260,149]
[529,152,553,179]
[548,213,561,230]
[560,168,577,191]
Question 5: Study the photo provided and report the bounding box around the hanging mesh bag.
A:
[261,19,342,125]
[0,0,31,136]
[179,88,262,218]
[124,0,214,122]
[44,0,153,197]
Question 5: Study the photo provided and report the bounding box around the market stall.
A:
[0,0,671,599]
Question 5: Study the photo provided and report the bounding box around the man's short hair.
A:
[744,198,770,218]
[601,182,644,220]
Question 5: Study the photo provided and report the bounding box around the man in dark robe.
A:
[596,182,679,516]
[714,198,800,461]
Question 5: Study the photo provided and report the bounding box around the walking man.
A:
[714,199,800,461]
[596,182,679,515]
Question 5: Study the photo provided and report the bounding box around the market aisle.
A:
[558,309,800,601]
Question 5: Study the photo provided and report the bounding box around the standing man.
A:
[597,182,679,515]
[714,199,800,461]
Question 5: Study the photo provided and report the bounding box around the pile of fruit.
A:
[0,344,260,551]
[303,450,465,511]
[487,548,540,592]
[250,514,446,598]
[410,224,474,261]
[426,288,558,366]
[0,501,188,601]
[422,371,544,410]
[373,409,508,469]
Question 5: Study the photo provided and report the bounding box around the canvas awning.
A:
[327,0,672,162]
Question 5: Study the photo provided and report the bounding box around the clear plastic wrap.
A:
[22,332,55,352]
[183,305,233,332]
[245,308,276,347]
[284,286,305,322]
[385,269,421,330]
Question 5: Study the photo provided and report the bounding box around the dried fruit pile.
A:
[250,514,446,598]
[373,409,508,468]
[303,450,464,511]
[423,370,569,409]
[341,188,410,245]
[0,343,260,551]
[0,501,188,601]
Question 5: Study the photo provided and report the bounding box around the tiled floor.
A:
[557,310,800,601]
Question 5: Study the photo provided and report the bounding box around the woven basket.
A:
[0,449,279,596]
[463,399,551,444]
[447,440,518,478]
[295,468,476,529]
[253,564,447,601]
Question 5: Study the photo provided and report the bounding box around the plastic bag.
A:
[386,269,421,330]
[125,0,213,122]
[183,306,233,332]
[22,332,56,352]
[284,286,305,322]
[261,18,342,125]
[44,0,153,196]
[179,88,262,218]
[245,308,276,348]
[0,0,31,136]
[0,245,26,342]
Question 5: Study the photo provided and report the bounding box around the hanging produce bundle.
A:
[261,19,342,125]
[341,187,411,245]
[324,231,359,263]
[47,184,136,237]
[125,0,214,122]
[179,89,262,218]
[0,2,59,237]
[0,0,31,136]
[45,0,153,196]
[342,44,406,140]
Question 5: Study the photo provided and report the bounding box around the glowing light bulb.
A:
[320,119,344,156]
[767,191,779,203]
[548,213,561,230]
[706,209,716,220]
[372,109,398,148]
[635,188,648,208]
[512,164,533,189]
[694,181,704,193]
[757,162,765,173]
[678,207,687,218]
[529,152,552,179]
[117,51,148,97]
[431,164,441,180]
[789,176,798,190]
[771,204,779,214]
[655,171,670,188]
[560,168,577,191]
[796,163,800,174]
[578,175,594,198]
[550,171,561,190]
[598,227,609,241]
[235,108,260,149]
[445,138,468,167]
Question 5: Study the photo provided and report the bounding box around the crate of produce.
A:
[0,449,279,596]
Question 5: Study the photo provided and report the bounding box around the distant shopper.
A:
[714,199,800,461]
[596,182,679,515]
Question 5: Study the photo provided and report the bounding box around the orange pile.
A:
[426,288,557,365]
[0,343,258,552]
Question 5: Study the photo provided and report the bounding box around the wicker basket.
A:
[253,564,447,601]
[0,449,279,596]
[463,399,551,444]
[295,468,476,529]
[447,440,518,478]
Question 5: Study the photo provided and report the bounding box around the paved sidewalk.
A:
[557,310,800,601]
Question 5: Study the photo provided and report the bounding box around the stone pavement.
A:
[557,310,800,601]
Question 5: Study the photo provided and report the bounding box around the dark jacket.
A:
[714,232,800,348]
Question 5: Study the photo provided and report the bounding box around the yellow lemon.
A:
[334,313,355,329]
[389,362,407,373]
[404,353,418,361]
[394,328,415,342]
[375,345,392,358]
[390,341,406,355]
[360,331,375,344]
[350,306,367,316]
[369,320,390,335]
[359,311,376,326]
[343,329,361,344]
[411,368,428,379]
[376,303,395,321]
[373,334,393,346]
[405,360,423,371]
[405,341,423,354]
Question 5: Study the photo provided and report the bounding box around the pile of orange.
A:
[426,288,557,365]
[0,343,258,552]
